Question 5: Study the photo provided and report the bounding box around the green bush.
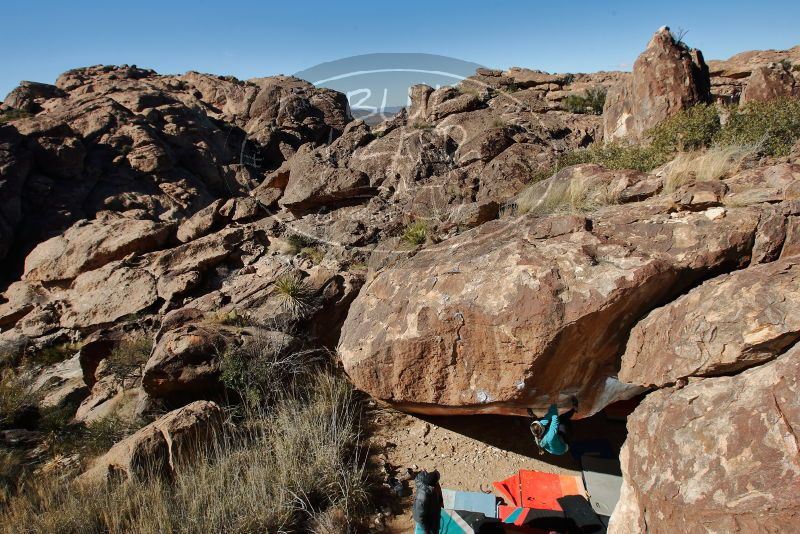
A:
[714,97,800,156]
[105,336,153,382]
[400,220,429,246]
[562,88,607,115]
[557,143,670,173]
[28,343,80,367]
[0,370,37,429]
[648,103,720,153]
[220,335,318,409]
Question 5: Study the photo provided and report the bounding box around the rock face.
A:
[610,348,800,533]
[79,400,223,484]
[604,27,711,142]
[0,65,349,280]
[621,258,800,387]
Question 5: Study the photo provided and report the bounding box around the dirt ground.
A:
[366,405,629,532]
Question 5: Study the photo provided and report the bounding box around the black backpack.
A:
[412,470,441,532]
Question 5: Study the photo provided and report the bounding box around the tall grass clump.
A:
[663,143,761,193]
[0,372,370,533]
[515,175,617,216]
[274,272,316,318]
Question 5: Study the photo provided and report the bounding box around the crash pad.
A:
[581,455,623,517]
[519,470,586,511]
[414,509,493,534]
[442,489,497,518]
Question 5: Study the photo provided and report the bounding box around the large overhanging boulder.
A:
[338,199,760,417]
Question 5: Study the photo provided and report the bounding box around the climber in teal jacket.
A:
[529,403,573,456]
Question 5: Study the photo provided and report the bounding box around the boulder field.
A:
[2,27,800,532]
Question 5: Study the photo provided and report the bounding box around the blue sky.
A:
[2,0,800,100]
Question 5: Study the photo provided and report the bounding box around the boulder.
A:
[23,215,173,282]
[142,323,230,401]
[604,27,711,142]
[610,348,800,533]
[78,400,223,484]
[338,200,760,417]
[740,64,798,104]
[621,258,800,388]
[280,121,376,211]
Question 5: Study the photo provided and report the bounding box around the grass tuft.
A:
[274,272,316,318]
[562,87,606,115]
[400,220,429,246]
[663,143,760,193]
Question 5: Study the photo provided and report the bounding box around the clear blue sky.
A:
[2,0,800,99]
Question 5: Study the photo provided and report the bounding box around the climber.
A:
[413,470,443,534]
[528,399,577,456]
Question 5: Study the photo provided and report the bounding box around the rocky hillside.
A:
[2,26,800,532]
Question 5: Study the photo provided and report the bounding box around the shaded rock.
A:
[604,27,711,142]
[621,258,800,388]
[78,400,223,484]
[3,81,65,112]
[610,348,800,533]
[142,323,229,401]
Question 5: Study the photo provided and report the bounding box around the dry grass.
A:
[0,369,36,429]
[0,372,370,534]
[663,143,760,193]
[515,175,617,216]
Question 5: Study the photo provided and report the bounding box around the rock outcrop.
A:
[610,348,800,533]
[603,26,711,142]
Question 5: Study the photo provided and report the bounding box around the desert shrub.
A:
[648,103,721,154]
[208,309,252,328]
[300,246,325,264]
[663,143,761,192]
[562,87,606,115]
[286,233,318,255]
[220,334,319,408]
[0,370,37,429]
[400,220,428,246]
[81,416,143,455]
[714,97,800,156]
[558,143,669,173]
[0,109,33,124]
[105,336,153,382]
[0,372,370,534]
[274,272,316,318]
[411,121,434,130]
[28,343,80,367]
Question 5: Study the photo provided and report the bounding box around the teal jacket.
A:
[536,404,569,455]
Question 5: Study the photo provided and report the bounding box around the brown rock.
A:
[741,64,799,103]
[23,215,173,282]
[610,348,800,532]
[78,400,223,484]
[620,258,800,388]
[604,27,711,142]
